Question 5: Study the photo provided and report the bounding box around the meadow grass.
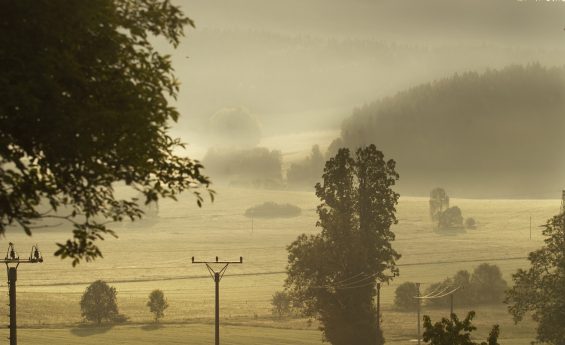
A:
[0,187,559,344]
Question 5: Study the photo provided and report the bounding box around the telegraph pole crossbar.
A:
[0,243,43,345]
[192,256,243,345]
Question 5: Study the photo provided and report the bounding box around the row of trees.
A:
[202,144,328,190]
[394,264,508,311]
[80,281,168,324]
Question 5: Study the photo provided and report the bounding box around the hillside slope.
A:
[339,64,565,198]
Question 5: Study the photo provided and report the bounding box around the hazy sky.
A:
[164,0,565,160]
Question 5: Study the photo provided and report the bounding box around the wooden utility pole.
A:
[416,283,421,345]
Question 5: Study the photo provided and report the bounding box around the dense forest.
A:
[337,64,565,198]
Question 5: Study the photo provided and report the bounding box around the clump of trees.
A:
[286,145,326,189]
[203,147,283,189]
[423,311,500,345]
[285,145,400,345]
[271,291,292,319]
[425,264,508,308]
[245,202,301,219]
[429,188,476,231]
[395,264,507,311]
[80,280,123,325]
[505,212,565,345]
[147,289,169,323]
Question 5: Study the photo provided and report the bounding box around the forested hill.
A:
[338,65,565,198]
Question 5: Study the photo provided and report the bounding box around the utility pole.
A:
[376,282,381,338]
[192,256,243,345]
[561,189,565,214]
[529,216,532,240]
[450,293,454,316]
[0,243,43,345]
[416,283,421,345]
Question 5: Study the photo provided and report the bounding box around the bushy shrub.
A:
[394,282,419,311]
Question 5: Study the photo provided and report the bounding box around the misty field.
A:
[1,187,560,344]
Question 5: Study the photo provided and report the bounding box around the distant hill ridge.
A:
[337,64,565,198]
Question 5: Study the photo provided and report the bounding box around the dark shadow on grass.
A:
[70,324,114,337]
[141,323,164,331]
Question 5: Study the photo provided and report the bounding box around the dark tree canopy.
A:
[80,280,119,325]
[505,213,565,345]
[285,145,400,345]
[423,311,500,345]
[0,0,212,264]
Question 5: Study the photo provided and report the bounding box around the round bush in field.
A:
[244,202,301,218]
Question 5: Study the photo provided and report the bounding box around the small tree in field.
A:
[147,289,169,322]
[271,291,291,319]
[80,280,119,325]
[429,188,450,221]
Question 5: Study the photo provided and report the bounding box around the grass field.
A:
[1,186,560,344]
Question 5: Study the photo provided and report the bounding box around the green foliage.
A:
[340,65,565,197]
[271,291,292,319]
[429,188,450,221]
[394,282,419,311]
[438,207,464,230]
[287,145,326,189]
[203,147,282,189]
[245,202,301,219]
[505,213,565,345]
[0,0,212,265]
[285,145,400,345]
[422,311,500,345]
[147,289,168,322]
[426,264,507,308]
[80,280,119,325]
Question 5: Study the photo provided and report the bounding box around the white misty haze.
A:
[160,0,565,166]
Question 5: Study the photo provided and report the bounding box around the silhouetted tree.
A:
[81,280,119,325]
[271,291,292,319]
[147,289,169,323]
[505,212,565,345]
[423,311,500,345]
[394,282,419,311]
[285,145,400,345]
[0,1,212,265]
[430,188,450,221]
